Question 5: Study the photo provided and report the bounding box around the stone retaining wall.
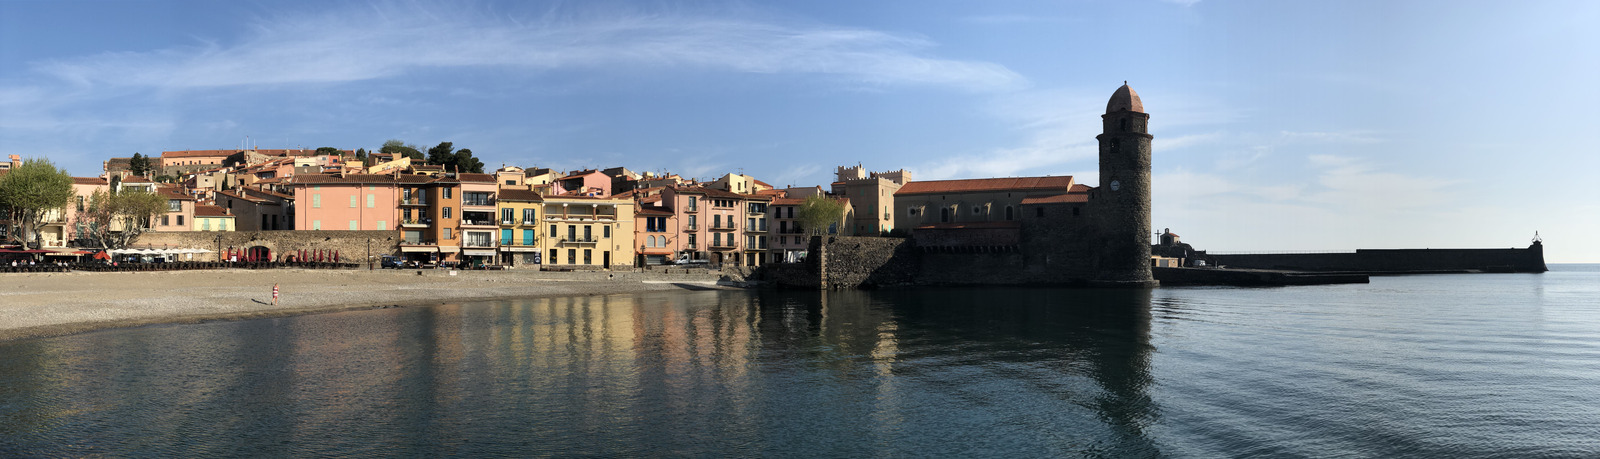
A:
[137,230,402,264]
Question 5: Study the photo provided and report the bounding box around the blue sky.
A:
[3,0,1597,262]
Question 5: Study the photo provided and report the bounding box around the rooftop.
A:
[896,176,1075,196]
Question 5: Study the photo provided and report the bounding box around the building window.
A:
[202,219,210,231]
[443,188,453,199]
[313,220,321,230]
[168,200,181,212]
[501,208,514,224]
[161,215,169,226]
[941,208,950,223]
[177,215,184,226]
[377,221,386,230]
[349,220,358,230]
[688,233,697,249]
[550,225,558,238]
[76,196,84,212]
[549,249,558,264]
[313,194,321,208]
[350,195,358,208]
[1073,207,1081,217]
[1037,207,1045,217]
[584,225,592,241]
[568,225,576,241]
[687,197,698,211]
[713,233,720,247]
[523,208,536,224]
[367,194,375,208]
[713,214,721,228]
[567,249,576,265]
[523,229,534,245]
[443,207,452,219]
[687,214,697,230]
[1005,206,1014,221]
[445,228,453,240]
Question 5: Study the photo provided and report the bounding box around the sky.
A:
[2,0,1597,262]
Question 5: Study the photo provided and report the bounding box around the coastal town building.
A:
[151,186,196,233]
[496,188,543,267]
[192,205,236,232]
[541,195,635,269]
[831,165,910,236]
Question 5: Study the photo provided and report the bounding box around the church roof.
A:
[1107,82,1144,113]
[896,176,1074,196]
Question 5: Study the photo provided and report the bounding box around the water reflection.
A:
[0,287,1155,456]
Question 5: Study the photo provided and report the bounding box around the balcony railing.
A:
[710,223,736,231]
[401,239,438,246]
[401,198,429,206]
[558,237,599,245]
[461,219,496,226]
[685,224,697,231]
[710,242,737,249]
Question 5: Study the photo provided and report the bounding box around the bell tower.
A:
[1093,82,1156,285]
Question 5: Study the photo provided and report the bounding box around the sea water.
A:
[2,265,1597,457]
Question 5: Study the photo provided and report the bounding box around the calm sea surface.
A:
[2,265,1597,457]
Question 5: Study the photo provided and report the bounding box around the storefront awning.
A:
[399,246,439,253]
[462,249,496,257]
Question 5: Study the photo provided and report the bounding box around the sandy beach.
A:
[0,268,729,342]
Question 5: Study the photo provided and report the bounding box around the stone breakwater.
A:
[0,268,726,342]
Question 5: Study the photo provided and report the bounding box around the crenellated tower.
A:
[1093,82,1156,285]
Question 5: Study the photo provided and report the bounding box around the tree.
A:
[380,140,423,162]
[454,148,485,174]
[355,148,368,166]
[315,147,342,156]
[128,152,153,177]
[76,188,166,249]
[423,142,486,174]
[0,158,75,245]
[797,195,845,237]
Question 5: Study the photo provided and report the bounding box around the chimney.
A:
[8,154,19,169]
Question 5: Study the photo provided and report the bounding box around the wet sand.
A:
[0,268,728,342]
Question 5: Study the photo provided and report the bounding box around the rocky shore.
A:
[0,268,729,342]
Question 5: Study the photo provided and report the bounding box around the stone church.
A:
[900,83,1157,286]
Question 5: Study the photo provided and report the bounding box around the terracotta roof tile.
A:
[194,205,232,217]
[896,176,1074,196]
[497,189,543,202]
[73,177,108,186]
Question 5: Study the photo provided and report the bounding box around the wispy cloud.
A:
[26,4,1025,93]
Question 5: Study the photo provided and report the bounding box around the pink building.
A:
[552,170,612,196]
[289,174,404,231]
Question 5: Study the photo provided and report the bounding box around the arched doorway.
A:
[246,246,271,262]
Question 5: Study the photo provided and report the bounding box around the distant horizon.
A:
[3,1,1596,262]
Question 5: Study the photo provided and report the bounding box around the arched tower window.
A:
[940,207,950,223]
[1005,206,1014,221]
[1119,118,1129,132]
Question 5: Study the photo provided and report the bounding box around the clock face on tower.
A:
[1110,180,1121,191]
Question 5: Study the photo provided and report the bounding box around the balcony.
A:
[401,218,432,228]
[685,223,698,231]
[709,223,737,232]
[557,237,599,246]
[400,198,429,206]
[745,224,767,233]
[460,219,498,228]
[461,198,496,208]
[709,241,737,250]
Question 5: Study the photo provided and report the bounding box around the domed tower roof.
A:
[1106,81,1144,114]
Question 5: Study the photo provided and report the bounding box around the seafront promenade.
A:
[0,268,728,342]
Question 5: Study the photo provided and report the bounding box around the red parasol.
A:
[93,251,111,260]
[334,250,341,263]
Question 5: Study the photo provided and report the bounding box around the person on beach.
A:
[272,283,280,305]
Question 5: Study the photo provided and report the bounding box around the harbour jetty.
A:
[1200,241,1548,274]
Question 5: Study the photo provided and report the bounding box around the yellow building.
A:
[540,195,635,270]
[497,188,543,267]
[193,205,237,231]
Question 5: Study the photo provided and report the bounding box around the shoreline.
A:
[0,268,731,343]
